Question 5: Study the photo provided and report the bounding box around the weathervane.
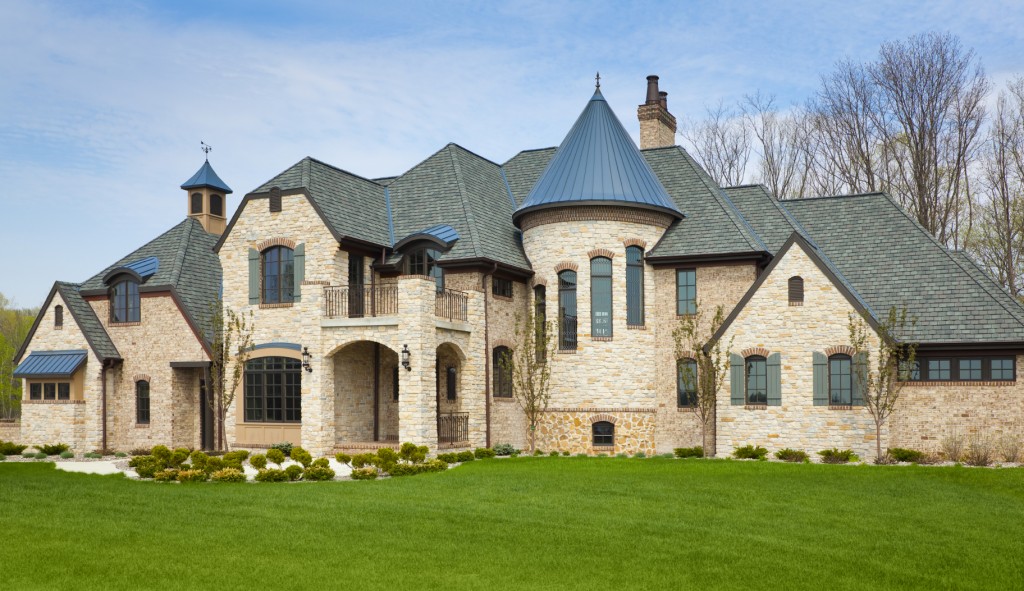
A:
[200,141,212,161]
[595,71,601,89]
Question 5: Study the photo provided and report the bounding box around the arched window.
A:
[829,354,852,405]
[534,285,546,361]
[592,421,614,447]
[558,270,577,350]
[54,305,63,329]
[677,358,698,407]
[745,356,767,405]
[626,246,644,326]
[110,278,140,323]
[407,248,444,293]
[789,276,804,305]
[244,356,302,422]
[210,194,223,217]
[136,380,150,424]
[591,257,612,338]
[191,192,203,214]
[493,346,513,398]
[262,245,295,304]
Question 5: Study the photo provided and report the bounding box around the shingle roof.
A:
[723,184,799,253]
[502,148,556,206]
[181,160,233,194]
[514,90,681,223]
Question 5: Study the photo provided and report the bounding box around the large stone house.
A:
[14,76,1024,458]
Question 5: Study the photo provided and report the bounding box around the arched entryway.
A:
[436,342,467,444]
[330,341,400,445]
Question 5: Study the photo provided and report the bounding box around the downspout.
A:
[483,262,498,448]
[101,359,109,452]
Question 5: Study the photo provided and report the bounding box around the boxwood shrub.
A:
[177,469,209,483]
[733,445,768,460]
[265,448,286,466]
[211,468,246,483]
[775,448,809,462]
[456,451,475,462]
[249,454,267,470]
[350,467,378,480]
[475,447,496,459]
[303,465,336,481]
[254,468,289,482]
[284,465,304,481]
[674,446,703,458]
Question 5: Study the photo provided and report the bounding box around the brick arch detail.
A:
[587,248,615,260]
[824,345,857,358]
[589,414,618,425]
[530,277,548,288]
[622,237,648,250]
[492,339,515,350]
[255,237,296,252]
[133,374,151,383]
[741,347,771,359]
[676,350,698,361]
[554,261,578,273]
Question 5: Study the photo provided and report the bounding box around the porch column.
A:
[397,276,438,450]
[300,288,334,457]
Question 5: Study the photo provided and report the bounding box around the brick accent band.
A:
[543,407,657,413]
[589,413,618,425]
[519,206,675,231]
[255,237,296,251]
[901,380,1016,387]
[677,350,698,360]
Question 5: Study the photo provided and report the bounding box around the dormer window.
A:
[406,247,444,292]
[191,192,203,214]
[110,278,140,323]
[210,194,223,217]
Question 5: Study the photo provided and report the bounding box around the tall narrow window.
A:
[829,354,852,405]
[788,276,804,305]
[54,305,63,329]
[493,346,513,397]
[677,358,698,407]
[446,366,457,401]
[677,269,696,315]
[348,254,365,317]
[110,278,141,323]
[210,194,223,216]
[591,257,612,338]
[29,383,41,400]
[745,356,767,405]
[626,246,644,326]
[269,193,282,213]
[262,246,295,304]
[191,192,203,214]
[136,380,150,424]
[558,270,577,350]
[534,285,546,361]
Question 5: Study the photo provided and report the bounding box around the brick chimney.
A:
[637,75,677,149]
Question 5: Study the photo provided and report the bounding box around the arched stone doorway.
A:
[436,342,468,444]
[331,341,400,445]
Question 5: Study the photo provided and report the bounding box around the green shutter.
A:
[248,248,260,305]
[293,243,305,302]
[813,352,828,406]
[767,353,781,406]
[852,352,868,406]
[730,353,744,405]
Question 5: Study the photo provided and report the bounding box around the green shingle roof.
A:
[723,184,799,253]
[502,148,556,206]
[56,282,120,361]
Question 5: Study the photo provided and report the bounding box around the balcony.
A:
[435,288,468,322]
[437,412,469,444]
[323,284,398,319]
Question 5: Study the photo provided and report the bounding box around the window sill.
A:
[592,336,613,342]
[492,294,513,302]
[135,423,151,428]
[744,404,767,410]
[556,349,577,355]
[592,444,614,450]
[241,421,302,425]
[676,406,697,411]
[259,302,294,309]
[627,324,647,330]
[493,396,516,402]
[828,405,854,410]
[900,380,1016,387]
[110,321,141,327]
[788,301,803,307]
[24,399,84,405]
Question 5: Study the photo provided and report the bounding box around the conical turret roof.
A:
[513,88,681,225]
[181,160,233,194]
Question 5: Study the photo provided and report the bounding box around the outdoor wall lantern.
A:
[302,347,313,373]
[401,345,411,371]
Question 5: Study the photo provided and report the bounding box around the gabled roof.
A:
[513,89,681,224]
[180,160,233,194]
[13,281,120,364]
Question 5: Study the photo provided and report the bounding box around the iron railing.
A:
[435,288,468,322]
[437,412,469,443]
[559,314,578,351]
[323,284,398,318]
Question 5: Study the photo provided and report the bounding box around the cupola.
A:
[181,148,232,235]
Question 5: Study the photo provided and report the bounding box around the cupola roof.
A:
[181,160,233,194]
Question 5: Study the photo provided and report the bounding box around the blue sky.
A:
[2,0,1024,307]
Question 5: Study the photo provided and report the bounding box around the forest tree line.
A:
[0,293,37,419]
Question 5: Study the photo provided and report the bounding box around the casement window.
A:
[110,278,141,323]
[677,358,698,407]
[492,277,513,298]
[243,356,302,422]
[904,356,1016,381]
[991,358,1015,380]
[407,248,444,293]
[626,246,644,326]
[493,346,513,398]
[828,354,852,405]
[788,276,804,305]
[928,359,951,380]
[558,270,578,351]
[730,353,781,406]
[813,351,865,406]
[534,285,546,362]
[745,356,768,405]
[54,305,63,329]
[590,257,612,338]
[248,244,304,305]
[210,194,223,217]
[676,269,696,315]
[592,421,614,447]
[136,380,150,424]
[191,192,203,214]
[29,382,70,401]
[446,366,457,401]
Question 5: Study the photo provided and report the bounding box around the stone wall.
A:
[486,276,530,449]
[535,409,656,456]
[0,421,20,442]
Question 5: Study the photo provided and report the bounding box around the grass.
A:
[1,459,1022,590]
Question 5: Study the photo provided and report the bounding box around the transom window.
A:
[136,380,150,424]
[110,278,140,323]
[590,257,612,338]
[493,277,513,298]
[558,270,577,351]
[745,356,767,405]
[244,356,302,422]
[829,354,852,405]
[407,248,444,293]
[626,246,644,326]
[592,421,614,446]
[677,269,696,315]
[677,358,698,407]
[493,346,513,398]
[262,246,295,304]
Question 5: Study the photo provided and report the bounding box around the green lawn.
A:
[1,459,1021,590]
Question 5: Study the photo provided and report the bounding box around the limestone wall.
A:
[486,276,530,449]
[535,410,656,455]
[0,421,20,442]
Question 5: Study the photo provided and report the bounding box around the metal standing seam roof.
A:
[395,224,460,248]
[514,89,682,223]
[14,350,88,378]
[180,160,233,194]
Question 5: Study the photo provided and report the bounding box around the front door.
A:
[199,379,215,450]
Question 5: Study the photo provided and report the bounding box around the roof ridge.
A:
[304,156,384,187]
[446,145,483,259]
[445,142,502,168]
[783,191,889,202]
[501,146,557,165]
[170,218,195,288]
[676,146,767,252]
[83,218,192,287]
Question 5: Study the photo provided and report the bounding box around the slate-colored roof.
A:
[514,89,681,223]
[181,160,233,194]
[14,350,88,378]
[502,148,555,206]
[723,185,799,253]
[56,282,120,360]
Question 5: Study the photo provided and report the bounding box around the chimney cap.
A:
[645,75,660,104]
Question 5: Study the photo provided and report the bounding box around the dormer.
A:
[181,159,233,235]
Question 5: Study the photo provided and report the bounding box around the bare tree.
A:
[205,301,255,451]
[848,306,918,463]
[673,302,733,457]
[681,101,751,186]
[498,307,554,453]
[744,92,813,198]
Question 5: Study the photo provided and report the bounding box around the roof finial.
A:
[595,71,601,89]
[200,141,212,161]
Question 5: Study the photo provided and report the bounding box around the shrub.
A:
[303,465,336,481]
[266,448,286,466]
[375,448,400,472]
[616,453,628,458]
[335,453,351,465]
[154,469,179,482]
[177,469,209,483]
[254,468,289,482]
[59,451,75,459]
[456,451,475,462]
[249,454,267,470]
[22,450,35,459]
[351,453,376,469]
[189,451,209,471]
[35,443,70,456]
[0,453,5,462]
[151,445,172,463]
[269,442,293,457]
[492,443,516,456]
[437,452,459,463]
[888,448,926,463]
[532,449,544,456]
[389,462,418,477]
[350,467,378,480]
[475,447,496,459]
[941,431,965,462]
[84,452,103,459]
[285,465,304,481]
[129,447,151,456]
[562,451,570,457]
[965,437,994,467]
[311,458,330,469]
[0,441,28,455]
[998,435,1022,463]
[222,459,244,472]
[34,452,48,459]
[114,452,128,458]
[634,452,647,459]
[774,448,808,462]
[733,445,768,460]
[211,468,246,483]
[419,459,448,474]
[169,448,191,468]
[818,448,856,464]
[549,450,560,457]
[223,450,250,463]
[398,443,428,464]
[674,446,704,459]
[289,446,313,468]
[133,457,162,478]
[575,453,587,458]
[204,456,226,474]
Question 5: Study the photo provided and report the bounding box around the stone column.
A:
[299,286,334,457]
[397,277,438,450]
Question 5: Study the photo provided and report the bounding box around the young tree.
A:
[205,301,255,451]
[848,306,918,463]
[673,302,733,457]
[497,306,554,453]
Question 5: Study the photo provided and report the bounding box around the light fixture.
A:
[401,344,411,371]
[302,347,313,373]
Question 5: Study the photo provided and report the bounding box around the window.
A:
[244,356,302,422]
[54,305,63,329]
[28,382,70,401]
[534,285,546,362]
[592,421,614,446]
[992,358,1015,380]
[626,246,644,326]
[29,383,41,400]
[745,356,767,405]
[928,359,951,380]
[262,245,295,304]
[58,383,69,400]
[210,194,223,216]
[136,381,150,424]
[558,270,577,350]
[191,192,203,214]
[829,354,852,405]
[591,257,612,338]
[677,358,698,407]
[789,276,804,305]
[493,277,513,298]
[392,366,399,401]
[493,346,512,398]
[899,360,921,381]
[908,356,1016,381]
[407,248,444,293]
[959,359,982,381]
[676,269,696,315]
[446,366,457,401]
[110,278,140,323]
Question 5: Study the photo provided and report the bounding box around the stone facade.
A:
[0,421,20,443]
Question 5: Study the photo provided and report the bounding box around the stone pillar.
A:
[299,286,335,457]
[397,276,438,450]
